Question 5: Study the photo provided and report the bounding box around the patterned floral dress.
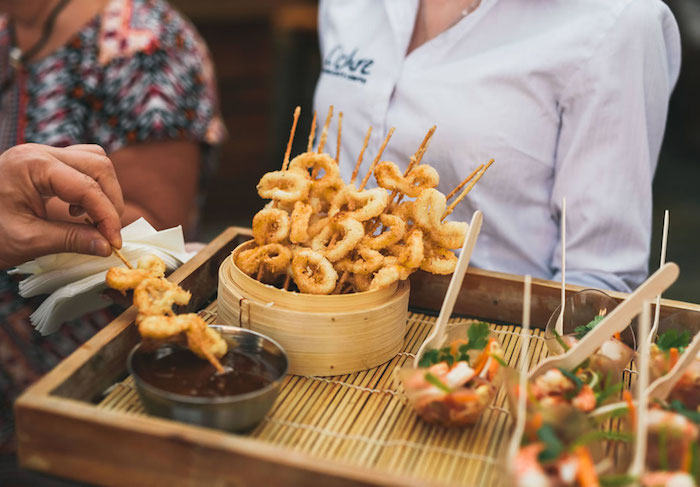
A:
[0,0,224,453]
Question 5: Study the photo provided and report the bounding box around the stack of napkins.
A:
[10,218,193,335]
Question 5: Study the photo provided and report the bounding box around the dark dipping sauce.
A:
[132,347,277,398]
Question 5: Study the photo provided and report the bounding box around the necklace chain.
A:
[8,0,72,69]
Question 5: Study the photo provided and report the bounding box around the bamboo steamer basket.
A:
[217,241,410,376]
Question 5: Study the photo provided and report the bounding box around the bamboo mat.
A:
[98,302,637,487]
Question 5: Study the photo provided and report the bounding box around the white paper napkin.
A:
[10,218,193,335]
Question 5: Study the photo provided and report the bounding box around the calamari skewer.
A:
[336,111,343,164]
[307,111,317,153]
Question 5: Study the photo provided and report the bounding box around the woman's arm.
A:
[550,0,681,292]
[46,140,201,234]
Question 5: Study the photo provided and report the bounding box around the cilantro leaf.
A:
[656,329,691,354]
[464,322,490,352]
[418,349,439,368]
[536,424,564,462]
[574,315,605,340]
[670,400,700,424]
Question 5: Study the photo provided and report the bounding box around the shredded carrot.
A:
[681,437,692,473]
[623,390,636,427]
[574,445,600,487]
[613,331,621,341]
[669,347,680,369]
[526,412,543,441]
[487,356,500,381]
[472,338,496,376]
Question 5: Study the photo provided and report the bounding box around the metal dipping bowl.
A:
[127,325,288,432]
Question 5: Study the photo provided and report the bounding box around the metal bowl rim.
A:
[127,324,289,405]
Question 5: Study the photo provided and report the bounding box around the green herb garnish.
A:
[599,474,638,487]
[656,329,691,354]
[418,349,440,368]
[595,372,623,407]
[573,430,633,448]
[574,315,605,340]
[424,372,452,394]
[670,399,700,424]
[464,322,491,352]
[558,367,583,398]
[490,353,508,367]
[536,424,564,462]
[551,329,570,352]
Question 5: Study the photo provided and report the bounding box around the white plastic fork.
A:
[529,262,679,380]
[414,211,483,368]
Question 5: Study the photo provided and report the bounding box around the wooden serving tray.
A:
[14,227,700,487]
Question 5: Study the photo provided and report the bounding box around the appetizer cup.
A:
[651,310,700,408]
[399,322,504,427]
[544,289,636,358]
[127,325,288,432]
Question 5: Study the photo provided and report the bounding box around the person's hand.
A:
[0,143,125,269]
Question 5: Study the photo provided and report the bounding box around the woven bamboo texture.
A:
[97,302,637,487]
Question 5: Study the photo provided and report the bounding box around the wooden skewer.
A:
[307,111,317,153]
[441,158,494,220]
[392,126,436,208]
[84,218,131,269]
[332,271,349,294]
[281,106,301,171]
[445,163,486,201]
[317,105,334,154]
[335,112,343,164]
[256,264,264,281]
[283,273,291,291]
[350,126,372,186]
[558,197,566,336]
[358,127,395,191]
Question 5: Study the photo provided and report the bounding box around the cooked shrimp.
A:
[291,248,338,295]
[252,208,290,245]
[105,254,166,293]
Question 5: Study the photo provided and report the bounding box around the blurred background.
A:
[174,0,700,303]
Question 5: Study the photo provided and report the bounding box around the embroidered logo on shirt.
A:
[322,45,373,84]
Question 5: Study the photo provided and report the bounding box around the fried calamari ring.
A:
[288,152,340,188]
[291,249,338,295]
[257,170,311,203]
[235,243,293,276]
[375,161,440,198]
[185,316,228,361]
[351,273,372,293]
[362,213,406,250]
[290,201,313,244]
[369,262,411,291]
[307,216,330,239]
[335,246,385,274]
[133,277,191,316]
[105,255,167,293]
[252,208,290,245]
[415,188,468,249]
[420,243,458,275]
[329,187,389,222]
[390,228,425,269]
[311,217,364,262]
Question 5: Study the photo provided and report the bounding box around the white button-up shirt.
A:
[313,0,681,292]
